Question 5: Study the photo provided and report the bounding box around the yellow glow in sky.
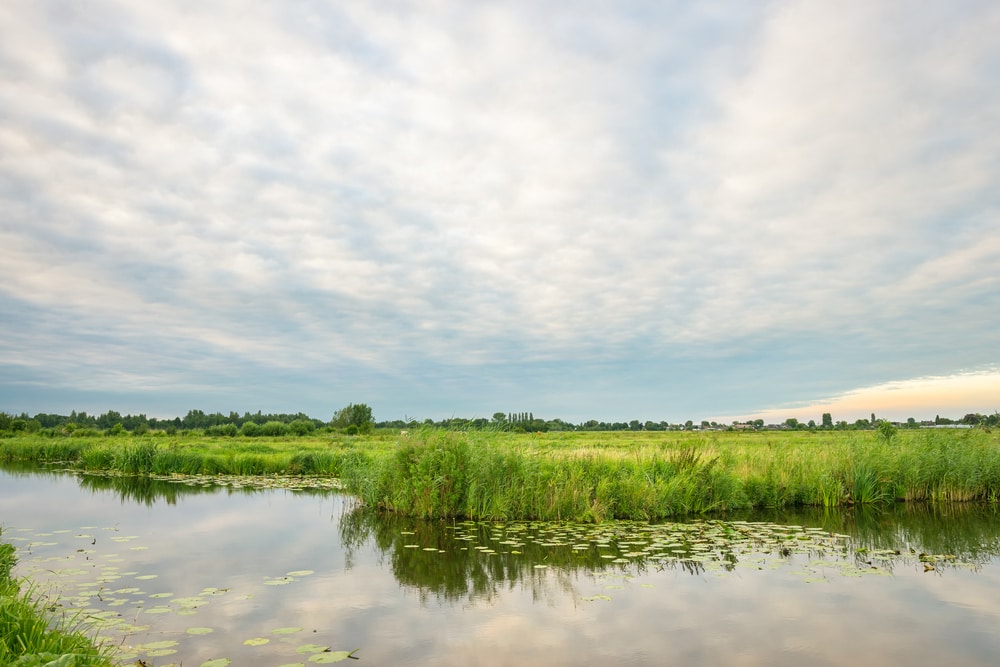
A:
[719,368,1000,424]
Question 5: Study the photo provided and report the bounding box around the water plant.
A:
[0,531,114,666]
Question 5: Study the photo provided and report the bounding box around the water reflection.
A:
[3,466,1000,667]
[338,502,1000,605]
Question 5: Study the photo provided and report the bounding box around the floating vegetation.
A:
[338,506,999,605]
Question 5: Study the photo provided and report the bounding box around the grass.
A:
[0,530,115,666]
[2,427,999,521]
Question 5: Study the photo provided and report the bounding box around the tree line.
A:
[1,405,996,437]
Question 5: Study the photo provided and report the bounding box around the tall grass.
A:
[3,428,999,520]
[340,427,1000,521]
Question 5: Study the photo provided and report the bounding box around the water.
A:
[2,466,1000,666]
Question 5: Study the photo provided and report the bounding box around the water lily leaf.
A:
[147,648,178,657]
[140,640,178,650]
[272,627,304,635]
[244,637,270,646]
[135,574,158,580]
[309,651,355,663]
[287,570,315,577]
[186,627,214,635]
[264,577,295,585]
[296,644,330,655]
[200,659,231,667]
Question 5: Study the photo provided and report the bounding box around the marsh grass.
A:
[1,532,114,666]
[2,428,999,520]
[340,427,1000,520]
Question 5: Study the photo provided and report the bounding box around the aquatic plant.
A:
[0,531,114,666]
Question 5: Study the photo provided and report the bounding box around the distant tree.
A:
[876,419,898,443]
[821,413,833,428]
[684,420,694,430]
[332,403,374,434]
[785,418,799,429]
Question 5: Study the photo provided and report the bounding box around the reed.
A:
[3,427,999,520]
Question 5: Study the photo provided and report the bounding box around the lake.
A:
[2,466,1000,666]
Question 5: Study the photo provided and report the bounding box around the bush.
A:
[206,423,239,437]
[289,419,315,436]
[240,422,261,437]
[259,421,289,437]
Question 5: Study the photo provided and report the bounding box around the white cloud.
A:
[0,1,997,418]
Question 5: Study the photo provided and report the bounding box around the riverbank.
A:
[0,531,114,666]
[2,428,998,521]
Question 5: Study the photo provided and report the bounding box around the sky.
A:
[1,0,998,425]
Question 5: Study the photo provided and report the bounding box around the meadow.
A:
[2,427,999,521]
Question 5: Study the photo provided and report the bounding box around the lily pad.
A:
[272,627,305,635]
[200,659,231,667]
[244,637,270,646]
[309,651,356,663]
[296,644,330,655]
[186,627,214,635]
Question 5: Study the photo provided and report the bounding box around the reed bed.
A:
[340,428,1000,520]
[2,428,998,520]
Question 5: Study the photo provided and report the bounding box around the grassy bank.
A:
[0,531,114,666]
[2,428,999,521]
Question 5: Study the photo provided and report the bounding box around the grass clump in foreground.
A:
[0,531,114,667]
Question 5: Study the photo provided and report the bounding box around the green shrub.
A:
[240,422,261,437]
[259,421,289,437]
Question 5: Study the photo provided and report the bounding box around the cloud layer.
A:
[1,1,998,421]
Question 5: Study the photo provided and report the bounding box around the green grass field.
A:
[3,427,999,521]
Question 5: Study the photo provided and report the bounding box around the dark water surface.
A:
[2,466,1000,666]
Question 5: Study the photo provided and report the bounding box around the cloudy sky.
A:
[1,0,998,424]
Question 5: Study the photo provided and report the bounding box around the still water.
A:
[2,466,1000,666]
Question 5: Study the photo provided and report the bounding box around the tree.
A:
[821,413,833,428]
[332,403,374,434]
